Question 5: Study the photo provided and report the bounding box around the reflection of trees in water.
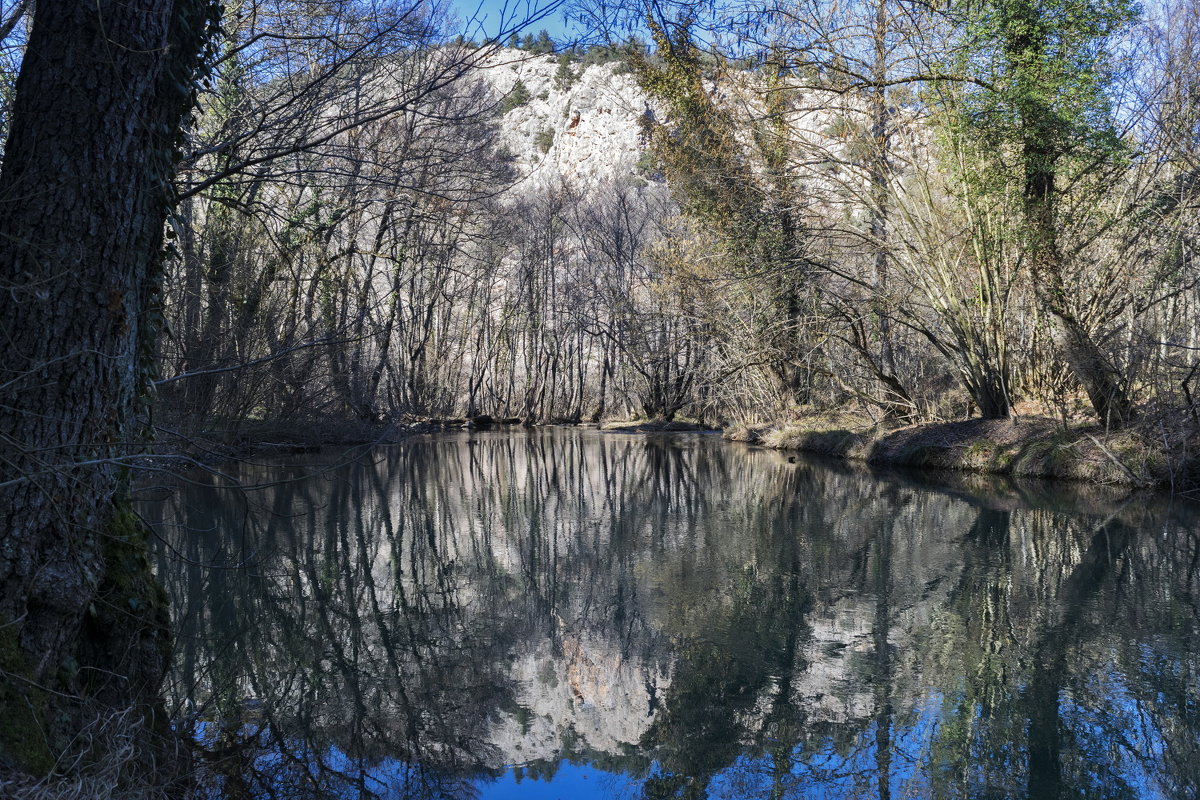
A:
[631,467,1200,799]
[154,430,721,797]
[158,454,516,798]
[148,430,1200,799]
[897,504,1200,800]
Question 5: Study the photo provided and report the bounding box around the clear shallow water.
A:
[146,428,1200,799]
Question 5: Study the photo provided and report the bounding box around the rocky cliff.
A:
[480,49,659,192]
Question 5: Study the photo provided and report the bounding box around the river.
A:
[144,428,1200,799]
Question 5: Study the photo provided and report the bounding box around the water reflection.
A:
[146,429,1200,799]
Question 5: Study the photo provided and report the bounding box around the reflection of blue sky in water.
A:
[193,655,1180,797]
[478,761,641,799]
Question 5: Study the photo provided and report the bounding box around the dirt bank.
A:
[726,413,1200,492]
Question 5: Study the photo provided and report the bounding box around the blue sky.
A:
[448,0,578,42]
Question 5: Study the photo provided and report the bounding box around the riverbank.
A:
[152,414,535,464]
[726,412,1200,492]
[155,411,1198,493]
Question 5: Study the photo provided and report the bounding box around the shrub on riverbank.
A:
[728,413,1193,490]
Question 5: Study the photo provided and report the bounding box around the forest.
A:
[141,0,1200,438]
[0,0,1198,795]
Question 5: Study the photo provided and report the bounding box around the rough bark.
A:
[1024,156,1132,428]
[1004,0,1133,427]
[0,0,212,782]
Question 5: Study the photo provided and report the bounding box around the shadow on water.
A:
[143,428,1200,799]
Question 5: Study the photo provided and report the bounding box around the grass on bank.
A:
[726,410,1196,490]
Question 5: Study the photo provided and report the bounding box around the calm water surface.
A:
[146,429,1200,799]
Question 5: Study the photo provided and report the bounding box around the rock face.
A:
[479,50,657,192]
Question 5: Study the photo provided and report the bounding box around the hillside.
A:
[483,50,657,191]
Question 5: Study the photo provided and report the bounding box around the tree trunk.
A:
[1005,0,1133,427]
[0,0,211,782]
[1024,163,1132,427]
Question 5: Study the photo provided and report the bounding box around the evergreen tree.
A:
[555,52,577,90]
[531,29,555,54]
[631,15,814,409]
[500,77,532,113]
[950,0,1138,425]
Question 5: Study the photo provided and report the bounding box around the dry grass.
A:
[0,708,188,800]
[600,418,713,432]
[730,412,1186,489]
[727,411,877,452]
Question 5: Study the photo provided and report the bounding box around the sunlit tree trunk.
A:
[1024,158,1131,427]
[1000,0,1134,426]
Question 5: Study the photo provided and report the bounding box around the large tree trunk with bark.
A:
[1002,0,1134,428]
[0,0,211,784]
[1024,161,1132,428]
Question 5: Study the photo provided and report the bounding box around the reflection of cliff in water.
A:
[147,429,1200,799]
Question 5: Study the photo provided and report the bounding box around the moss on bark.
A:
[0,504,183,788]
[0,618,55,775]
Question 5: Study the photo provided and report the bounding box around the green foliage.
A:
[635,149,660,178]
[533,31,555,53]
[499,78,531,114]
[520,29,556,54]
[632,19,754,232]
[939,0,1139,425]
[97,508,171,627]
[554,53,577,91]
[581,37,648,72]
[630,17,804,278]
[535,126,555,153]
[947,0,1136,178]
[626,14,815,407]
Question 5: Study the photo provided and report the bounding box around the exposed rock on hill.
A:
[479,50,660,192]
